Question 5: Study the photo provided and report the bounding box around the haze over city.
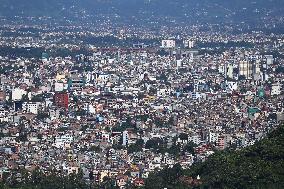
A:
[0,0,283,189]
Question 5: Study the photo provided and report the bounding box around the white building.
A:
[188,134,201,145]
[239,60,252,79]
[101,132,110,142]
[226,81,238,93]
[122,130,129,146]
[177,59,182,67]
[157,88,172,97]
[22,102,39,114]
[12,88,26,101]
[209,132,219,143]
[161,40,175,48]
[265,55,273,65]
[271,83,282,95]
[97,73,109,82]
[184,40,195,48]
[54,82,65,92]
[227,64,234,79]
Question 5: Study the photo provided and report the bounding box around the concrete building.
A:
[122,130,129,146]
[12,88,26,101]
[161,40,175,48]
[54,92,69,109]
[23,102,39,114]
[239,60,252,79]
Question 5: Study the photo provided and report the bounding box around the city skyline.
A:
[0,1,283,189]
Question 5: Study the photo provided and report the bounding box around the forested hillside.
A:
[0,0,283,25]
[145,125,284,189]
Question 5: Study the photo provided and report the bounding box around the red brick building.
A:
[54,92,69,109]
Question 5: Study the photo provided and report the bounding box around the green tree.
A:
[90,145,102,153]
[167,144,181,157]
[179,133,189,141]
[101,177,118,189]
[183,142,197,155]
[145,125,284,189]
[144,172,164,189]
[127,139,144,154]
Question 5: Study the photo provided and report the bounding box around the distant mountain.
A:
[145,125,284,189]
[1,0,284,26]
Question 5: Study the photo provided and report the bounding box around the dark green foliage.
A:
[31,94,44,102]
[154,118,167,128]
[275,66,284,74]
[2,126,284,189]
[167,144,181,157]
[112,117,135,132]
[145,138,164,150]
[145,125,284,189]
[2,169,89,189]
[127,139,144,154]
[135,115,149,122]
[36,112,49,120]
[183,142,197,155]
[89,145,102,153]
[145,138,183,156]
[179,133,189,141]
[157,50,170,57]
[1,0,284,29]
[101,177,119,189]
[188,125,284,189]
[145,164,187,189]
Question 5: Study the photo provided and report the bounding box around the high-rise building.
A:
[122,130,129,146]
[225,63,234,79]
[252,60,261,75]
[261,61,268,81]
[239,60,252,79]
[265,55,273,65]
[252,59,261,80]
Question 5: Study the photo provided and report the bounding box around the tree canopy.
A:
[144,125,284,189]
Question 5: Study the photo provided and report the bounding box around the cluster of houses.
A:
[0,45,283,188]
